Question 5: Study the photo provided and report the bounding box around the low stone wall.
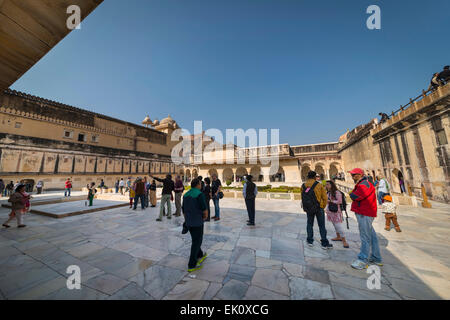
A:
[223,190,301,201]
[335,180,418,207]
[82,187,163,199]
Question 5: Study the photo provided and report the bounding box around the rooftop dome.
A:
[160,114,175,125]
[142,115,152,125]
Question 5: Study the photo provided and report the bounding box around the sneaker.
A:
[321,243,333,250]
[247,222,255,226]
[351,259,368,270]
[156,218,162,222]
[182,222,189,234]
[2,224,10,228]
[307,242,314,247]
[167,216,172,220]
[17,225,26,228]
[188,264,203,272]
[368,258,383,267]
[198,253,208,264]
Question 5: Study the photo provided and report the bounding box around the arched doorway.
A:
[270,167,285,182]
[178,169,185,182]
[185,169,191,182]
[301,164,311,181]
[208,168,218,178]
[250,166,263,182]
[235,167,248,182]
[329,163,339,180]
[314,164,325,180]
[223,168,234,184]
[392,169,406,193]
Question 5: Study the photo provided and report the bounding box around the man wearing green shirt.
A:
[182,178,208,272]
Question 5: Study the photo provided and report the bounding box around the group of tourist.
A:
[1,168,402,275]
[181,167,393,273]
[0,179,39,197]
[126,177,157,210]
[0,179,13,197]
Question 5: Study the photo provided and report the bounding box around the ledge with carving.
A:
[1,89,167,144]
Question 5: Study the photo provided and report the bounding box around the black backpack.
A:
[301,181,320,213]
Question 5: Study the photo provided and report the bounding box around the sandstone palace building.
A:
[1,83,449,203]
[0,89,187,190]
[190,83,450,204]
[0,0,448,203]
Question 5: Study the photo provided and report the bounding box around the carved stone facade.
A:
[339,83,450,203]
[0,90,188,190]
[190,142,342,187]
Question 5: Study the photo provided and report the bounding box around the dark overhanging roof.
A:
[0,0,103,92]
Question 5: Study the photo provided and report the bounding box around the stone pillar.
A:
[216,168,224,181]
[261,167,271,184]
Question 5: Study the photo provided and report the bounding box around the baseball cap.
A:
[348,168,364,175]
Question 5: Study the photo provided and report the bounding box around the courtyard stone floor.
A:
[0,197,449,300]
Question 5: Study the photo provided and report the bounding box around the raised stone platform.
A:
[3,199,129,219]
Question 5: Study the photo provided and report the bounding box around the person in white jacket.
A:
[377,176,390,205]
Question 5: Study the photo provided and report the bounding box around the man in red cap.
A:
[348,168,382,270]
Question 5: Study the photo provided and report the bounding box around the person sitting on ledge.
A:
[438,65,450,84]
[379,112,389,123]
[429,72,441,91]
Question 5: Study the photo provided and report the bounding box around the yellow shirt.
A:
[301,179,328,209]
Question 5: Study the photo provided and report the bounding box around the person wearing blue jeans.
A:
[134,194,145,210]
[211,174,222,221]
[348,168,382,270]
[301,171,333,250]
[306,208,330,247]
[377,191,388,205]
[133,178,146,210]
[212,196,220,219]
[355,213,382,263]
[376,177,390,205]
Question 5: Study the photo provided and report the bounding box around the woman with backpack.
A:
[325,180,349,248]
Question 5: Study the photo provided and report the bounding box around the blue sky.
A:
[10,0,450,146]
